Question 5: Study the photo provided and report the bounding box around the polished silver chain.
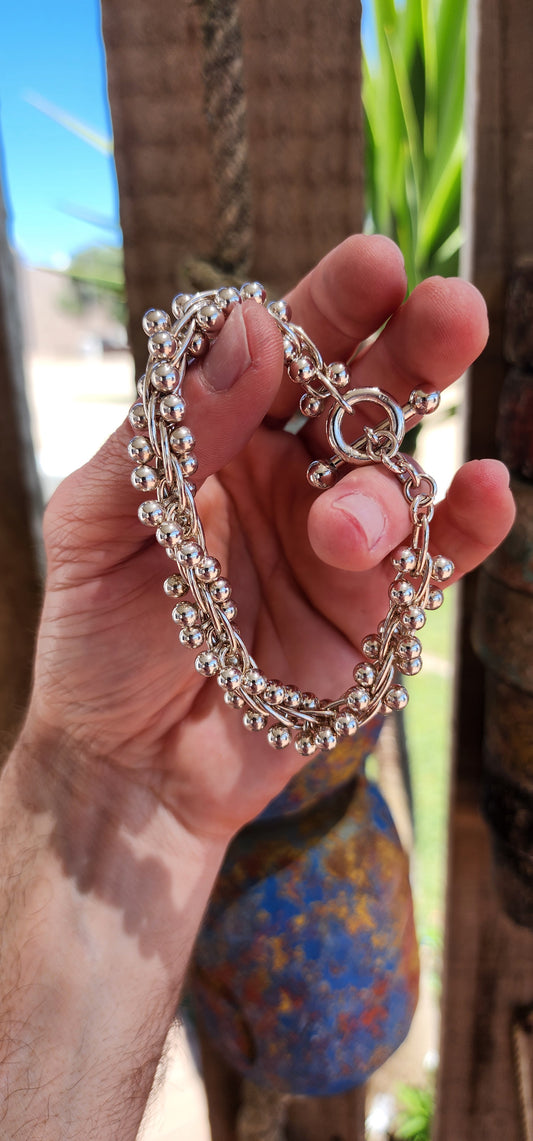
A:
[127,283,454,756]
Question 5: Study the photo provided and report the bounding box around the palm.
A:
[30,237,515,838]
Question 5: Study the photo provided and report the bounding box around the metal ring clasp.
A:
[326,387,406,466]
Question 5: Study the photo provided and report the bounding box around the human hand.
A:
[27,235,515,842]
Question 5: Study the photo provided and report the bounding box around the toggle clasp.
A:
[326,387,405,466]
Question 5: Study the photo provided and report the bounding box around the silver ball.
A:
[409,389,441,415]
[218,667,242,691]
[384,684,409,711]
[148,330,177,359]
[353,662,376,688]
[362,635,381,661]
[300,692,319,711]
[217,286,241,313]
[138,500,164,527]
[131,465,157,492]
[242,669,267,695]
[151,361,178,393]
[210,578,231,603]
[188,332,208,358]
[224,690,245,707]
[160,394,186,423]
[432,556,454,582]
[164,574,188,598]
[315,727,337,751]
[156,521,183,548]
[240,281,266,304]
[283,688,301,710]
[142,308,170,335]
[401,655,422,676]
[172,292,193,317]
[243,710,267,732]
[327,362,350,389]
[129,402,148,432]
[334,712,358,737]
[389,578,416,606]
[283,335,299,364]
[392,547,418,573]
[179,626,204,649]
[267,724,292,749]
[196,303,225,336]
[268,298,292,322]
[172,601,200,627]
[300,393,324,418]
[220,599,238,622]
[347,687,371,714]
[294,733,318,758]
[307,460,335,490]
[426,587,444,610]
[177,541,203,567]
[401,606,426,631]
[264,681,285,706]
[137,373,147,398]
[170,426,195,456]
[289,356,315,384]
[195,651,219,677]
[128,436,153,464]
[195,555,221,583]
[396,635,422,660]
[180,454,198,477]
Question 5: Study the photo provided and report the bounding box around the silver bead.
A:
[220,599,238,622]
[172,601,200,627]
[396,635,422,660]
[217,286,242,312]
[240,282,266,304]
[289,356,315,384]
[177,541,203,567]
[432,556,454,582]
[242,669,267,695]
[334,711,358,737]
[129,402,148,432]
[142,308,170,335]
[148,330,177,359]
[294,733,318,758]
[188,332,208,358]
[180,454,198,477]
[392,547,418,573]
[128,436,153,464]
[268,724,292,749]
[283,688,301,709]
[179,626,204,649]
[389,578,416,606]
[426,587,444,610]
[172,292,193,317]
[151,361,178,393]
[164,574,188,598]
[137,373,147,398]
[347,687,371,714]
[409,389,441,415]
[156,521,183,548]
[224,690,245,707]
[264,681,285,706]
[210,578,231,603]
[243,710,267,732]
[138,500,164,527]
[268,298,292,322]
[170,426,195,456]
[160,394,186,422]
[307,460,335,490]
[315,727,337,751]
[195,651,219,677]
[283,335,299,364]
[384,684,409,711]
[353,662,376,688]
[301,692,319,711]
[218,667,242,691]
[401,656,422,676]
[195,555,221,583]
[362,635,381,661]
[401,606,426,631]
[327,362,350,389]
[131,465,157,492]
[300,392,324,418]
[196,303,225,336]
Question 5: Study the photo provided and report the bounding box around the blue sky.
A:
[0,0,376,268]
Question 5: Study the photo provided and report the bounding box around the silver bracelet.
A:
[127,283,453,756]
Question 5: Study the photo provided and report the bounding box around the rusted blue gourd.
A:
[189,722,419,1094]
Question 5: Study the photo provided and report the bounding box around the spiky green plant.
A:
[362,0,467,290]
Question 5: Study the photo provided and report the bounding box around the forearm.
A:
[0,729,226,1141]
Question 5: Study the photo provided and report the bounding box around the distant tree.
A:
[60,244,126,326]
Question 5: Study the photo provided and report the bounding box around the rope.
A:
[188,0,253,291]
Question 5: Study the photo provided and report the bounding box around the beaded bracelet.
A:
[127,283,453,756]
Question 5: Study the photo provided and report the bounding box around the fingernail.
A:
[202,305,251,391]
[334,491,386,551]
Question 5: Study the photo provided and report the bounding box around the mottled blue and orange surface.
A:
[190,723,418,1094]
